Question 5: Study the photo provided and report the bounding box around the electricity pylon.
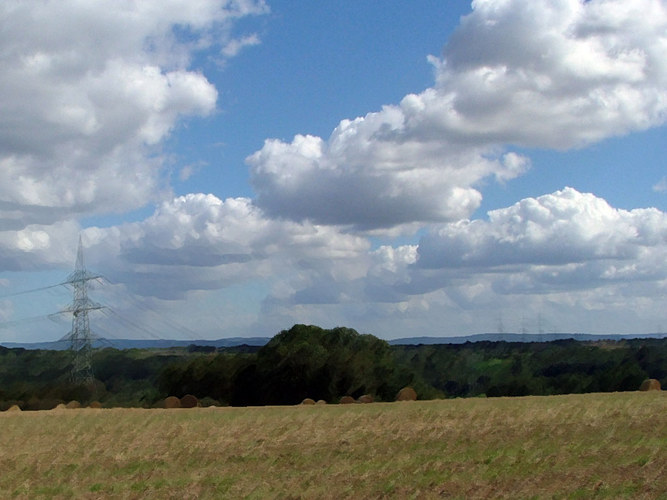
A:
[60,236,103,384]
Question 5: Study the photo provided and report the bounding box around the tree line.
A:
[0,324,664,410]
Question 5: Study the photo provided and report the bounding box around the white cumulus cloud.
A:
[82,193,370,300]
[0,220,82,271]
[402,188,667,304]
[417,187,666,269]
[0,0,267,231]
[248,0,666,230]
[266,188,667,336]
[431,0,667,148]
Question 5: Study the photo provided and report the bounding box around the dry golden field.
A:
[1,392,665,499]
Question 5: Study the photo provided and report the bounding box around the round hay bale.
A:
[339,396,356,404]
[396,386,417,402]
[65,400,81,409]
[301,398,316,405]
[316,400,327,405]
[164,396,181,409]
[54,403,67,410]
[180,394,199,408]
[6,404,22,412]
[358,394,374,404]
[639,378,661,391]
[88,401,103,409]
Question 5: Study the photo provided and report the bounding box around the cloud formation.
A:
[358,187,667,309]
[270,188,667,335]
[432,0,667,148]
[2,1,665,340]
[0,220,81,271]
[234,187,666,329]
[83,194,369,300]
[0,0,267,232]
[417,187,667,271]
[248,0,666,230]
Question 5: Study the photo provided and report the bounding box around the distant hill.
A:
[0,337,272,350]
[2,332,665,350]
[388,332,667,345]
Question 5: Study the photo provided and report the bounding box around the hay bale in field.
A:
[54,403,67,410]
[164,396,182,409]
[6,404,21,412]
[340,396,356,404]
[358,394,374,404]
[316,400,327,405]
[66,400,81,409]
[639,378,661,391]
[395,386,417,402]
[301,398,316,405]
[88,401,103,409]
[180,394,199,408]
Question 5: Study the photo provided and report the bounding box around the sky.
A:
[1,0,666,343]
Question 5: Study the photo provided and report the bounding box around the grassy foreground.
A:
[1,392,665,499]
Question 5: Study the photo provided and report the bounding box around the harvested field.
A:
[1,392,665,499]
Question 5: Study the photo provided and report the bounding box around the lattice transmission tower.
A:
[60,236,103,384]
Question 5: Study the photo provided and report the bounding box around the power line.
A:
[0,282,67,299]
[101,308,165,340]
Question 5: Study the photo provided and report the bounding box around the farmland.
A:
[1,391,665,499]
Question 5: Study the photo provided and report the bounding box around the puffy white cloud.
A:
[82,193,370,299]
[228,188,667,332]
[3,188,665,339]
[0,220,82,271]
[3,1,666,340]
[0,0,267,230]
[263,188,667,336]
[404,188,667,304]
[248,0,666,230]
[417,187,666,269]
[247,109,522,231]
[431,0,667,148]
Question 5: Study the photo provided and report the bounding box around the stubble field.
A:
[1,392,665,499]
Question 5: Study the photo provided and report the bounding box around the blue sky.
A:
[169,2,472,200]
[1,0,666,343]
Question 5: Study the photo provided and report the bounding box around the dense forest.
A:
[1,324,664,410]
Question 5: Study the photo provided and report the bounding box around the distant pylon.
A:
[496,312,505,334]
[60,236,102,384]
